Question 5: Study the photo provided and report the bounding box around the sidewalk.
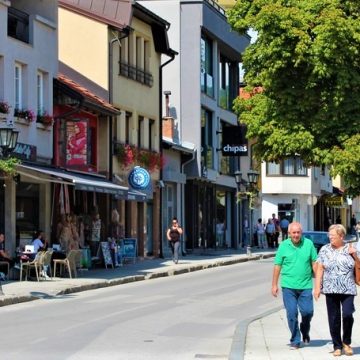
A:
[245,294,360,359]
[0,248,275,307]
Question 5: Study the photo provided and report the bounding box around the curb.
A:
[0,253,276,307]
[229,305,284,360]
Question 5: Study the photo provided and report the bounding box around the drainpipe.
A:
[159,51,176,258]
[180,151,196,254]
[108,28,130,217]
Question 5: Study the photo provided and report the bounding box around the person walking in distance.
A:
[166,217,183,264]
[271,222,317,350]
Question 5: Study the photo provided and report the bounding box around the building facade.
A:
[140,0,250,253]
[0,0,58,254]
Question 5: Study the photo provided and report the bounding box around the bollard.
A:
[246,245,252,257]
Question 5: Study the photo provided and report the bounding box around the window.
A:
[125,112,132,144]
[200,36,213,97]
[219,122,236,175]
[119,34,153,87]
[219,55,238,111]
[201,108,214,169]
[14,63,22,110]
[149,119,155,151]
[266,157,307,176]
[37,71,44,114]
[138,115,144,148]
[8,7,29,43]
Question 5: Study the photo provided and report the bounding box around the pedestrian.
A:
[166,217,183,264]
[256,218,267,249]
[265,218,275,248]
[350,214,357,235]
[271,222,317,350]
[0,233,16,277]
[314,224,357,356]
[280,217,290,240]
[272,213,280,247]
[216,219,225,248]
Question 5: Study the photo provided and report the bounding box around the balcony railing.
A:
[8,7,30,43]
[119,62,153,87]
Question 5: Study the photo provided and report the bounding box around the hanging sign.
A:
[221,126,248,156]
[128,166,151,190]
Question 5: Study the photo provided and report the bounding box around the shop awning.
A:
[16,164,128,198]
[117,189,147,202]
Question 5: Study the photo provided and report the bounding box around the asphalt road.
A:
[0,258,281,360]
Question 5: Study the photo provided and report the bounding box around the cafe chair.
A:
[40,249,53,280]
[53,250,81,278]
[20,252,44,282]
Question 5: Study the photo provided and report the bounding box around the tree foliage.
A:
[227,0,360,196]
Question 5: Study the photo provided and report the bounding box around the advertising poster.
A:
[66,120,88,166]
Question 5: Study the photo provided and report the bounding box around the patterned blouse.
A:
[317,243,357,295]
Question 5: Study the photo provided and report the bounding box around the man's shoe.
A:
[343,343,353,356]
[303,336,310,345]
[333,349,342,357]
[290,344,300,350]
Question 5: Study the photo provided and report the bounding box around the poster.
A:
[66,120,88,166]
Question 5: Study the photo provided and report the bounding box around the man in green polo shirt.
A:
[271,221,317,350]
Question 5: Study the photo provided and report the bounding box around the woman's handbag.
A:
[351,253,360,286]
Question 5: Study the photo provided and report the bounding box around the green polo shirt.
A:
[274,237,317,289]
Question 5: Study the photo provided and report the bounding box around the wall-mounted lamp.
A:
[157,180,165,188]
[234,169,259,191]
[0,127,19,158]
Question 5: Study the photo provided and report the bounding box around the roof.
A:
[59,0,132,30]
[56,73,120,115]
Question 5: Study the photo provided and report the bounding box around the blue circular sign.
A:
[128,166,151,190]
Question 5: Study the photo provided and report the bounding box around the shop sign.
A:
[128,166,151,190]
[324,196,343,207]
[221,126,248,156]
[13,142,37,161]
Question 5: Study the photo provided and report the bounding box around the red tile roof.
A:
[58,73,120,115]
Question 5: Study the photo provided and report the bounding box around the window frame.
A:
[266,157,308,176]
[14,63,22,110]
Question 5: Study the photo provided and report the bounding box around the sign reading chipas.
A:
[221,126,248,156]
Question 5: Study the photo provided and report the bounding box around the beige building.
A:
[58,0,174,257]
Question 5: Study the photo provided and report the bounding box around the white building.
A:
[0,0,58,254]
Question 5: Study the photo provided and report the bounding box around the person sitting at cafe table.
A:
[0,233,16,276]
[32,231,48,254]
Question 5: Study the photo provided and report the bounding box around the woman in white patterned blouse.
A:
[314,224,357,357]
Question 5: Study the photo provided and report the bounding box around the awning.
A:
[115,189,147,202]
[17,164,128,198]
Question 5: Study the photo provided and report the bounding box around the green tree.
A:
[228,0,360,196]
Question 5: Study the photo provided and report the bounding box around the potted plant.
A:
[0,101,10,115]
[115,143,137,168]
[37,111,54,127]
[14,108,35,122]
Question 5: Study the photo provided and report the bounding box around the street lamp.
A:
[234,169,259,253]
[0,127,19,157]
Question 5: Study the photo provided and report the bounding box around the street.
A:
[0,258,281,359]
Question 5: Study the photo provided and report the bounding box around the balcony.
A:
[8,7,29,43]
[119,62,153,87]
